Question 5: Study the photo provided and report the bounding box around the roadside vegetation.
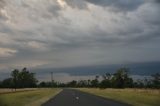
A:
[0,67,159,106]
[39,68,160,89]
[0,88,37,94]
[78,88,160,106]
[0,67,159,89]
[0,88,61,106]
[0,68,37,89]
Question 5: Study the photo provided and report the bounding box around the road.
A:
[42,89,131,106]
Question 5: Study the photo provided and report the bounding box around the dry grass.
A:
[78,88,160,106]
[0,88,62,106]
[0,88,38,94]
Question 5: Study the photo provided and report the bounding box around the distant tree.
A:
[38,81,58,88]
[112,68,133,88]
[124,77,133,88]
[58,83,66,87]
[39,82,47,87]
[2,67,160,89]
[105,73,111,80]
[11,69,19,90]
[0,81,2,88]
[151,73,160,88]
[18,68,37,88]
[11,68,38,88]
[77,80,88,87]
[143,78,152,88]
[2,78,13,88]
[91,76,99,87]
[67,80,77,87]
[134,79,144,88]
[87,79,91,87]
[100,73,111,88]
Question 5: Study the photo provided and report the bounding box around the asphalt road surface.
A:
[42,89,131,106]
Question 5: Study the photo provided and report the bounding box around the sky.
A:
[0,0,160,82]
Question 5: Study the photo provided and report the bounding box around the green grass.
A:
[78,88,160,106]
[0,88,62,106]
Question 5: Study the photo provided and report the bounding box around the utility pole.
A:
[51,72,53,88]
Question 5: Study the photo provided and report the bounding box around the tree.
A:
[67,80,77,87]
[2,78,13,88]
[39,82,47,87]
[11,68,38,88]
[91,76,99,87]
[112,68,133,88]
[0,81,2,88]
[152,73,160,88]
[77,80,88,87]
[144,78,152,88]
[20,67,38,88]
[11,69,19,90]
[100,73,111,88]
[87,79,91,87]
[134,79,144,88]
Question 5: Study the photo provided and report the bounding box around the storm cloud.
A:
[0,0,160,81]
[86,0,145,12]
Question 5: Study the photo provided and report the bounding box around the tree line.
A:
[39,68,160,89]
[0,68,37,89]
[0,67,160,89]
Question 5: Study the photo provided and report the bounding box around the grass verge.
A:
[0,88,38,94]
[78,88,160,106]
[0,88,62,106]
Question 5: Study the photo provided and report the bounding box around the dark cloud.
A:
[64,0,88,9]
[0,0,160,81]
[86,0,144,12]
[33,61,160,76]
[154,0,160,3]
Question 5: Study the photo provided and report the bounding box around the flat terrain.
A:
[0,88,61,106]
[42,89,131,106]
[0,88,38,94]
[0,88,159,106]
[78,88,160,106]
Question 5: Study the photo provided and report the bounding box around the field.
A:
[78,88,160,106]
[0,88,62,106]
[0,88,38,94]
